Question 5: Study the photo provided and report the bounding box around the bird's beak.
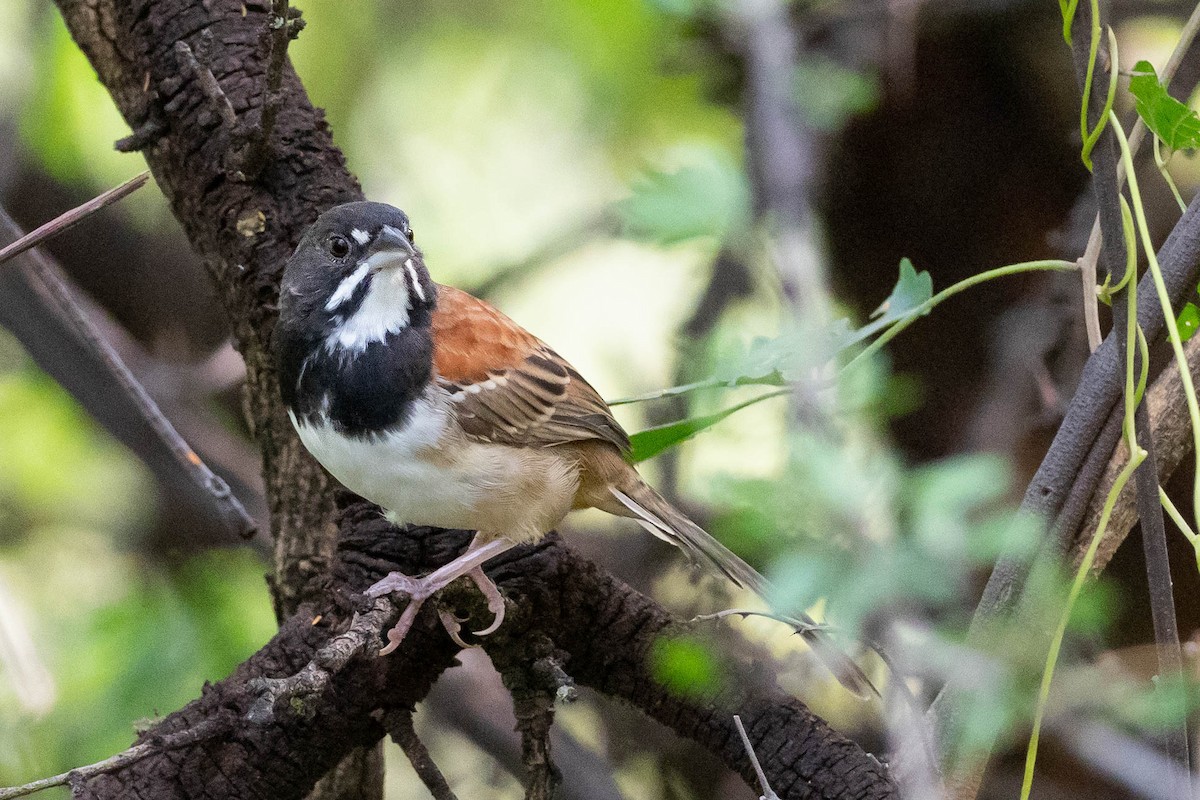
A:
[363,225,415,271]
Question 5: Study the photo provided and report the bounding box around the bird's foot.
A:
[365,539,512,655]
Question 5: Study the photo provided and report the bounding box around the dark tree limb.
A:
[383,711,459,800]
[54,0,357,623]
[44,1,893,798]
[41,505,896,800]
[1065,6,1190,793]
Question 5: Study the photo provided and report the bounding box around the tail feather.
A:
[610,484,877,699]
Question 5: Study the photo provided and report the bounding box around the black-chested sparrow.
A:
[274,201,870,697]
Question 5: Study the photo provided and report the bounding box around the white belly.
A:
[289,391,579,541]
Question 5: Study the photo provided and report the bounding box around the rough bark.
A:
[50,1,895,798]
[70,504,895,799]
[55,0,352,619]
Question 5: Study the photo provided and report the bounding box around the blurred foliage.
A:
[0,340,275,792]
[618,149,750,245]
[793,55,880,132]
[650,634,724,698]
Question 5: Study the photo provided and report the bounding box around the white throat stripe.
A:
[325,267,411,353]
[404,258,425,302]
[325,261,371,312]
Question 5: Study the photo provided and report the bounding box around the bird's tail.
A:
[610,481,876,699]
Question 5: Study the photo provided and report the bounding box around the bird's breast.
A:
[290,389,478,524]
[288,386,582,540]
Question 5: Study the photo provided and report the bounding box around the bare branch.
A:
[0,206,257,539]
[237,0,305,179]
[247,597,393,724]
[1075,333,1200,571]
[383,711,459,800]
[734,715,781,800]
[173,40,237,129]
[0,715,231,800]
[0,172,149,265]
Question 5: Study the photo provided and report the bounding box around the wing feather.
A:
[431,285,631,453]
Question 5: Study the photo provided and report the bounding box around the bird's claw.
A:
[438,608,474,649]
[466,566,506,636]
[364,564,507,655]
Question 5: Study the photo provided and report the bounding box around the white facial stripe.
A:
[325,261,371,312]
[350,228,370,245]
[325,267,411,354]
[404,258,425,302]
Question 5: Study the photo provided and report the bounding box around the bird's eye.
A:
[403,224,415,244]
[328,235,350,258]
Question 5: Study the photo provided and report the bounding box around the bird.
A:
[273,200,871,696]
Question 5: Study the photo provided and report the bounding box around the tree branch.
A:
[3,505,896,800]
[0,205,257,539]
[933,4,1200,794]
[383,711,459,800]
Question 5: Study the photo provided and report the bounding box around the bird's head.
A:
[279,201,437,353]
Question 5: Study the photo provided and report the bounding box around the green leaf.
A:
[610,320,853,407]
[711,332,807,387]
[1178,302,1200,342]
[1112,673,1200,731]
[617,150,750,244]
[872,258,933,323]
[843,258,933,345]
[1128,60,1200,152]
[627,389,789,463]
[614,260,931,410]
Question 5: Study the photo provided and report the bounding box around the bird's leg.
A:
[367,536,513,655]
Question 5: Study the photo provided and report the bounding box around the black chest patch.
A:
[277,323,433,438]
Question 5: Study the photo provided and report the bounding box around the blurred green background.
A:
[4,1,1200,798]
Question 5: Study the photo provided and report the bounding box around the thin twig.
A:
[733,715,780,800]
[0,172,149,266]
[174,41,237,128]
[0,206,257,539]
[238,0,304,179]
[246,597,393,723]
[384,710,459,800]
[1108,111,1194,794]
[0,715,230,800]
[1080,222,1103,351]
